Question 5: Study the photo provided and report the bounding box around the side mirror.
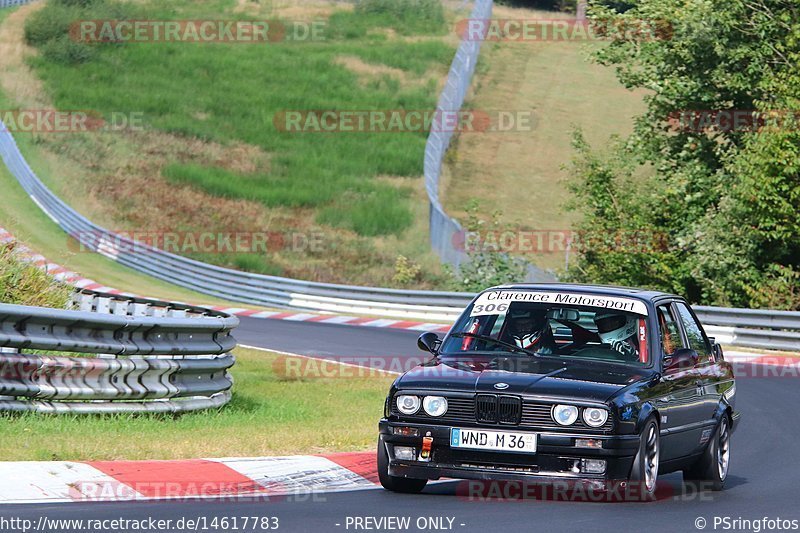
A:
[417,332,440,355]
[712,342,724,362]
[663,348,698,373]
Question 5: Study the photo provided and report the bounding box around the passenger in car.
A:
[594,312,639,361]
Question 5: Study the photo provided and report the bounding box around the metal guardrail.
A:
[0,2,541,321]
[422,0,553,282]
[0,122,474,320]
[0,290,238,413]
[0,0,34,8]
[424,0,490,268]
[695,306,800,352]
[0,1,796,352]
[0,125,478,320]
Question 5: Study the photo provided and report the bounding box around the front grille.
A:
[476,394,498,423]
[473,394,522,425]
[392,394,613,432]
[498,395,522,425]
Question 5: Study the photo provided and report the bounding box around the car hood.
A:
[395,355,653,403]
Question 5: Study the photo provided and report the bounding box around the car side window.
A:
[674,302,712,363]
[656,304,683,356]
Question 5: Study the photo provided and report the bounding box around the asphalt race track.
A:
[235,316,424,359]
[3,318,799,533]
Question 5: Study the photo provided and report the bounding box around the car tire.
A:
[377,436,428,494]
[683,414,731,491]
[628,416,660,500]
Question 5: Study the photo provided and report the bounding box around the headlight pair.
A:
[552,404,609,427]
[396,395,448,417]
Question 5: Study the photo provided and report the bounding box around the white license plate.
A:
[450,428,537,453]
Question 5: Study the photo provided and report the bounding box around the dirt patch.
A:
[30,128,274,232]
[0,2,50,109]
[233,0,267,16]
[334,55,408,82]
[490,5,575,20]
[271,0,352,19]
[137,130,270,175]
[333,55,444,92]
[29,126,420,285]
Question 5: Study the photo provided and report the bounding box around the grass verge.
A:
[442,6,647,272]
[0,348,394,461]
[0,0,455,288]
[0,241,71,307]
[0,148,268,308]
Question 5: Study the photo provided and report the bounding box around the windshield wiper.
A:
[449,332,540,357]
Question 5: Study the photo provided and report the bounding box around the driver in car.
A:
[594,312,639,361]
[506,310,556,354]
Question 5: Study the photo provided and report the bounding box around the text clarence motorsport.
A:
[483,291,637,312]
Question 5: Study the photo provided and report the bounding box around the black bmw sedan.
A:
[378,283,739,499]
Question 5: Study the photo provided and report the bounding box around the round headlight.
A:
[582,407,609,427]
[396,395,420,415]
[552,404,579,426]
[423,396,448,417]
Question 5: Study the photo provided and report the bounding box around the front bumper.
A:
[380,419,640,483]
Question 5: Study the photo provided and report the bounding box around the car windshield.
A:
[440,290,651,366]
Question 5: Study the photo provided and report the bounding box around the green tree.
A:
[567,0,800,309]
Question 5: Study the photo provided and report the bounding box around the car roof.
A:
[483,282,681,303]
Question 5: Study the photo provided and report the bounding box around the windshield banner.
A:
[469,290,649,316]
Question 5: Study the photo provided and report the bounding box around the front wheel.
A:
[377,436,428,494]
[628,417,660,499]
[684,415,731,491]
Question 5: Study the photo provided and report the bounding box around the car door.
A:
[673,301,720,451]
[651,301,705,460]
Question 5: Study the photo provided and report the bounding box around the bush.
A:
[0,244,71,308]
[163,164,340,208]
[23,4,77,46]
[352,0,445,35]
[24,0,129,60]
[392,255,422,286]
[356,0,443,18]
[448,201,528,291]
[316,187,414,237]
[41,35,96,65]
